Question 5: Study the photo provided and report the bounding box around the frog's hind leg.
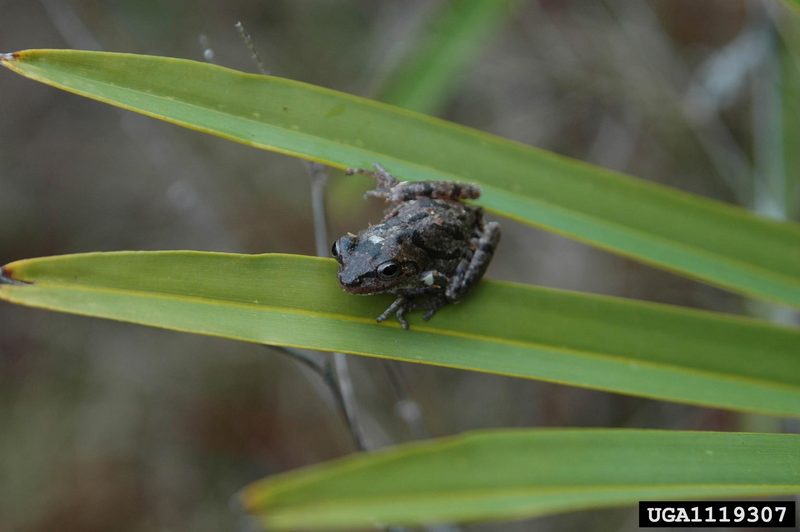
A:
[349,163,480,203]
[381,180,481,203]
[347,163,398,193]
[445,221,501,302]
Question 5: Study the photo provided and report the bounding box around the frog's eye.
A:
[331,240,339,258]
[377,261,400,279]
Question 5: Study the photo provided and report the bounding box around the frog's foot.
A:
[351,163,481,203]
[446,221,501,301]
[376,288,446,329]
[347,163,398,198]
[401,290,450,322]
[376,294,411,329]
[422,295,449,321]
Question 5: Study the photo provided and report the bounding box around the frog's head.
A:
[331,233,419,294]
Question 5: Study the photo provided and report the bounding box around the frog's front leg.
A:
[445,221,501,301]
[376,294,412,329]
[350,163,480,203]
[375,293,437,329]
[376,271,448,329]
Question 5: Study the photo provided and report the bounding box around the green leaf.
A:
[240,429,800,529]
[2,50,800,307]
[2,252,799,417]
[778,5,800,218]
[377,0,518,113]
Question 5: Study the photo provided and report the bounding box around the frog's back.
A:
[386,197,478,232]
[380,197,480,266]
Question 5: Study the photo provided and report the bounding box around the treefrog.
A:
[331,164,500,329]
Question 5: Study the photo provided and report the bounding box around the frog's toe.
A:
[364,189,388,200]
[376,295,410,328]
[396,308,410,330]
[376,305,394,323]
[422,307,439,321]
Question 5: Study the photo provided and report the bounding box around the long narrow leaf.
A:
[778,5,800,218]
[377,0,517,113]
[2,50,800,307]
[1,252,799,417]
[240,429,800,529]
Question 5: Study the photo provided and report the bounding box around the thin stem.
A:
[235,21,268,75]
[304,160,370,451]
[274,346,327,376]
[306,162,331,257]
[331,353,368,450]
[271,346,367,451]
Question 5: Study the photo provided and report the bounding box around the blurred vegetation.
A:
[0,1,797,531]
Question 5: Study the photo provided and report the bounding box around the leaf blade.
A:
[2,252,799,417]
[2,50,800,307]
[239,429,800,528]
[377,0,517,113]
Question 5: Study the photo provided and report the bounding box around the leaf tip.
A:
[230,489,265,531]
[0,52,19,65]
[0,265,31,286]
[234,485,260,513]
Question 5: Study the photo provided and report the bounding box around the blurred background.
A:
[1,1,798,530]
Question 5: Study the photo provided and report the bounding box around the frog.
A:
[331,163,501,329]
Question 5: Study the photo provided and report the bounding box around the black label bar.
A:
[639,501,796,528]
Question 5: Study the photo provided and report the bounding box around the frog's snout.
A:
[340,276,361,288]
[338,269,363,289]
[339,269,380,295]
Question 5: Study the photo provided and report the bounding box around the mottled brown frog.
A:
[332,164,500,329]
